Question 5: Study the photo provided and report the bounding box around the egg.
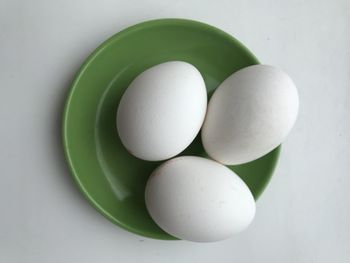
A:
[145,156,256,242]
[201,65,299,165]
[117,61,207,161]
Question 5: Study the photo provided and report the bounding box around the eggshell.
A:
[145,156,256,242]
[117,61,207,161]
[202,65,299,165]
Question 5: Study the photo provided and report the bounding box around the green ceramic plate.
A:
[63,18,280,240]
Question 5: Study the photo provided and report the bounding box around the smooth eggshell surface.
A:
[201,65,299,165]
[145,156,256,242]
[117,61,207,161]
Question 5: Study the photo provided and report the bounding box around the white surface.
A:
[145,156,255,242]
[117,61,207,161]
[202,65,299,165]
[0,0,349,262]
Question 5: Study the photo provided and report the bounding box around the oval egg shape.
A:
[117,61,207,161]
[145,156,256,242]
[202,65,299,165]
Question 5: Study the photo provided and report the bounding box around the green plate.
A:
[63,18,280,240]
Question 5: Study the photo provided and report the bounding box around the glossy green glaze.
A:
[63,19,280,240]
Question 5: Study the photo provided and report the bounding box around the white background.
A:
[1,0,349,262]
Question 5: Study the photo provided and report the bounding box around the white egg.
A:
[202,65,299,165]
[117,61,207,161]
[145,156,256,242]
